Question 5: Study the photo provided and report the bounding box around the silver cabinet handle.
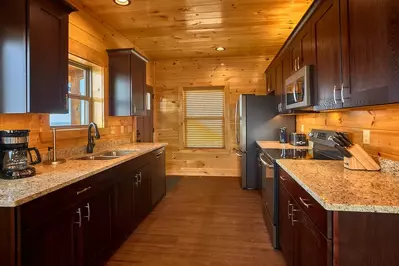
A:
[333,85,337,104]
[84,203,91,221]
[291,205,299,226]
[288,200,293,219]
[156,151,163,158]
[279,176,287,181]
[297,57,300,70]
[133,104,137,114]
[294,58,297,71]
[75,208,82,228]
[299,197,312,208]
[341,83,345,103]
[135,174,139,186]
[77,186,91,196]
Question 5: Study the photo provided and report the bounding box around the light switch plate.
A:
[363,129,371,144]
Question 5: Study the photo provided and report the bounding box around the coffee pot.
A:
[0,130,41,179]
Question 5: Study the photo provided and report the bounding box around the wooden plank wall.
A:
[296,104,399,161]
[154,56,271,177]
[0,2,155,156]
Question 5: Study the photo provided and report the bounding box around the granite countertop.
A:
[256,141,309,149]
[0,143,167,207]
[277,160,399,214]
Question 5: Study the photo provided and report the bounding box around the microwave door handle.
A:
[293,83,298,103]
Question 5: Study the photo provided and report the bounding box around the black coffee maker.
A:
[0,130,41,179]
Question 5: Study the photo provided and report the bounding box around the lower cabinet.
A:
[11,148,167,266]
[278,186,295,266]
[21,207,77,266]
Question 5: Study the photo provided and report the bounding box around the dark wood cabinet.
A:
[133,163,152,225]
[312,0,342,110]
[1,148,166,266]
[0,0,75,114]
[21,207,77,266]
[278,185,295,266]
[81,187,114,266]
[340,0,399,107]
[151,148,166,206]
[108,49,147,116]
[295,207,329,266]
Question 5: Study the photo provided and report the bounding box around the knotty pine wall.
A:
[296,104,399,161]
[0,1,155,156]
[154,56,271,177]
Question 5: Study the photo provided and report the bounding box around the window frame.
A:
[50,60,93,128]
[181,86,228,150]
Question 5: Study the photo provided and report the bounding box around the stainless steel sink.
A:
[73,150,139,160]
[97,150,140,157]
[74,155,119,161]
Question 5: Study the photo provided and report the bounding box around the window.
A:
[50,59,104,127]
[183,87,225,148]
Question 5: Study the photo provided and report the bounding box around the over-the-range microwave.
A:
[285,65,311,110]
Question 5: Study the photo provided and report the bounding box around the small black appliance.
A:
[0,130,41,179]
[279,127,288,143]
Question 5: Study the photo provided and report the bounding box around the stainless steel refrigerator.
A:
[234,94,295,189]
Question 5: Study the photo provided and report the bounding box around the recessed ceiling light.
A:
[114,0,131,6]
[215,47,226,51]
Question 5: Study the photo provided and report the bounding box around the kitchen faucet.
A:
[87,122,100,153]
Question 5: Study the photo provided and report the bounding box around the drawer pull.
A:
[280,176,287,181]
[299,197,312,208]
[76,186,91,196]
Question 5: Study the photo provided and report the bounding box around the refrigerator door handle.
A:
[235,100,239,144]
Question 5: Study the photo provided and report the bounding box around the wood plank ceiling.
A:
[73,0,312,60]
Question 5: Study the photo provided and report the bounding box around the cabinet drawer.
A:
[279,167,330,238]
[19,165,121,231]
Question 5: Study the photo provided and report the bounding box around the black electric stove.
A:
[259,129,344,249]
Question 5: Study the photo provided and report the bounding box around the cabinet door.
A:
[290,40,301,73]
[131,54,146,116]
[29,0,69,113]
[295,208,330,266]
[108,52,132,116]
[299,23,314,68]
[275,61,284,112]
[340,0,399,107]
[134,163,152,225]
[114,174,134,243]
[21,207,77,266]
[278,186,294,266]
[83,187,114,266]
[266,70,274,94]
[312,0,342,110]
[151,149,166,206]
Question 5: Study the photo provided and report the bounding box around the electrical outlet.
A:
[363,129,371,144]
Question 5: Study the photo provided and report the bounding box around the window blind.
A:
[183,88,225,148]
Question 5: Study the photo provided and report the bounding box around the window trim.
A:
[50,60,93,128]
[180,85,229,150]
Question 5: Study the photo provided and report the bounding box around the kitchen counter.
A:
[0,143,167,207]
[256,141,309,149]
[277,160,399,214]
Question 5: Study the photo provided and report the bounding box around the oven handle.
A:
[260,154,274,168]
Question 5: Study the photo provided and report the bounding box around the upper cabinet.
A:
[340,0,399,107]
[108,49,147,116]
[312,0,342,110]
[265,0,399,111]
[0,0,75,114]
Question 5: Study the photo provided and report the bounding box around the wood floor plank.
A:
[107,176,285,266]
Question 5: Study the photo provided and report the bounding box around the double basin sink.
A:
[74,150,140,161]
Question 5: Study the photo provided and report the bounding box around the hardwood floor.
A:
[107,176,285,266]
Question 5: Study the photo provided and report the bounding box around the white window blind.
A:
[183,88,225,148]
